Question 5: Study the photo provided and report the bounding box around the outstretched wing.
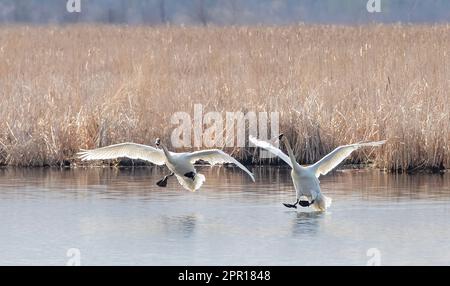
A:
[249,135,292,168]
[310,140,386,178]
[77,142,166,165]
[186,149,255,182]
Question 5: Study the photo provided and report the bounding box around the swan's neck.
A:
[283,138,299,169]
[159,143,172,160]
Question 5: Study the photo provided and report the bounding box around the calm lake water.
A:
[0,167,449,266]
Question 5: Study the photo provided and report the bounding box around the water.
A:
[0,167,449,266]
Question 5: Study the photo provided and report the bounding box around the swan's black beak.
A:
[278,133,284,140]
[155,138,161,148]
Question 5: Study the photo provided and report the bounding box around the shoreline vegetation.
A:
[0,25,449,172]
[0,163,447,175]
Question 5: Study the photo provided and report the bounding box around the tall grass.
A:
[0,25,448,171]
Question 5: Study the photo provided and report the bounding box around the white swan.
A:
[250,134,386,211]
[77,138,255,192]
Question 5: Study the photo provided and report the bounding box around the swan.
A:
[249,134,386,211]
[77,138,255,192]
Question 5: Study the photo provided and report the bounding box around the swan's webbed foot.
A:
[283,203,297,209]
[156,172,174,187]
[283,199,299,209]
[184,172,196,181]
[156,177,168,187]
[298,200,315,207]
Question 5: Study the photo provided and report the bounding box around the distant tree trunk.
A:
[159,0,167,24]
[196,0,208,26]
[14,0,30,22]
[107,0,127,23]
[119,0,127,23]
[230,0,238,24]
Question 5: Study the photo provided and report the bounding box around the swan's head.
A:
[155,138,161,148]
[278,133,285,141]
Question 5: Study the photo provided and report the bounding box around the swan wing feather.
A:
[77,142,165,165]
[249,135,293,168]
[310,140,386,177]
[186,149,255,182]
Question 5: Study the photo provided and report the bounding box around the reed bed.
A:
[0,25,448,171]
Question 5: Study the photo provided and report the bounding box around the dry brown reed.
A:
[0,25,448,171]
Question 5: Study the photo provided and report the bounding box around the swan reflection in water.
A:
[290,211,325,237]
[159,214,199,238]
